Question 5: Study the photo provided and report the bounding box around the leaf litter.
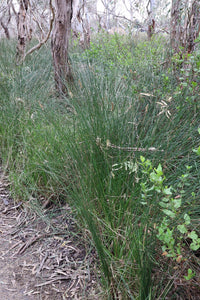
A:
[0,167,102,299]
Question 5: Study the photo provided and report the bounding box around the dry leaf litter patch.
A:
[0,167,102,299]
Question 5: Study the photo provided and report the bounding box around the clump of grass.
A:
[66,54,199,298]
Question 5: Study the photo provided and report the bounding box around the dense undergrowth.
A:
[0,34,199,299]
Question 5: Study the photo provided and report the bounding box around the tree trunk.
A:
[51,0,73,95]
[147,0,156,40]
[0,2,11,40]
[72,0,91,48]
[170,0,182,52]
[187,0,200,53]
[16,0,29,63]
[0,20,10,39]
[171,0,200,53]
[147,19,155,40]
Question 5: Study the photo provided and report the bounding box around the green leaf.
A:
[177,224,187,234]
[150,172,156,181]
[150,172,163,184]
[190,241,200,251]
[173,198,181,209]
[162,209,175,218]
[163,187,172,195]
[156,164,163,175]
[191,81,197,87]
[161,197,170,203]
[140,156,145,163]
[188,231,198,240]
[184,214,191,225]
[186,165,192,170]
[184,268,195,280]
[159,202,169,208]
[193,146,200,156]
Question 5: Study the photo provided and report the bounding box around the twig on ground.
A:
[35,276,71,287]
[16,234,47,255]
[2,202,23,214]
[36,252,49,275]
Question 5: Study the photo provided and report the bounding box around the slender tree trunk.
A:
[147,19,155,40]
[0,2,11,39]
[0,20,10,39]
[51,0,73,95]
[72,0,90,48]
[147,0,156,40]
[16,0,29,62]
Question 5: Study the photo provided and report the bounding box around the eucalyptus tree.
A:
[170,0,200,53]
[16,0,29,63]
[186,0,200,53]
[51,0,73,95]
[5,0,53,62]
[147,0,156,39]
[98,0,118,30]
[72,0,91,47]
[0,0,12,39]
[170,0,182,52]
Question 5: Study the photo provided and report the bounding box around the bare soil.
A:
[0,168,101,299]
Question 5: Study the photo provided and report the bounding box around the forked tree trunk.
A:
[51,0,73,95]
[16,0,29,62]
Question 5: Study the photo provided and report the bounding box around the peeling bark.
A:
[147,0,156,40]
[16,0,29,63]
[187,0,200,53]
[72,0,91,48]
[51,0,73,95]
[147,19,155,40]
[0,1,12,39]
[170,0,184,52]
[171,0,200,53]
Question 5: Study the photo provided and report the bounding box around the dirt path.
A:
[0,211,34,299]
[0,167,100,299]
[0,173,35,299]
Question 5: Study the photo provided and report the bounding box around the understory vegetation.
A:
[0,34,200,299]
